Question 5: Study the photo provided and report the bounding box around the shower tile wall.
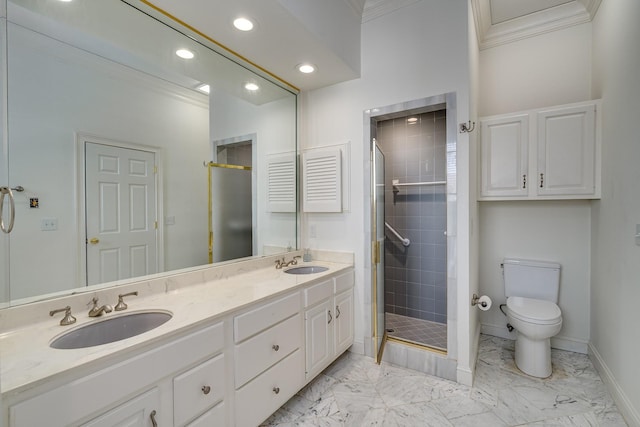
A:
[378,111,447,324]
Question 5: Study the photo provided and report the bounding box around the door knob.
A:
[89,238,100,244]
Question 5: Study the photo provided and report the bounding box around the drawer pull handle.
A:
[273,386,280,394]
[522,174,527,189]
[328,309,332,324]
[202,385,211,395]
[150,410,158,427]
[272,344,280,352]
[540,173,544,188]
[336,306,341,319]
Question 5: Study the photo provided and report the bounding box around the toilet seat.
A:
[507,296,561,325]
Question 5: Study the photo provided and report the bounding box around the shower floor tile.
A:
[385,312,447,351]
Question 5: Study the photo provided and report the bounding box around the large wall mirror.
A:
[0,0,298,306]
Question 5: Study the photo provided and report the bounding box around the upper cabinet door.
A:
[480,114,529,198]
[536,104,596,196]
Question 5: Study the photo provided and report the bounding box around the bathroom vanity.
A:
[0,253,354,426]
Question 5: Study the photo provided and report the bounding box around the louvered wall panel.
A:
[303,148,342,212]
[267,153,296,212]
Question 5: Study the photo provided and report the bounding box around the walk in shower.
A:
[376,109,448,352]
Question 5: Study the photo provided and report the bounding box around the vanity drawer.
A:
[235,349,304,427]
[234,291,300,343]
[334,269,354,294]
[185,402,225,427]
[234,313,301,388]
[174,354,225,426]
[304,279,333,307]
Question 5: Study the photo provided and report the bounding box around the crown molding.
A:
[362,0,420,23]
[472,0,602,50]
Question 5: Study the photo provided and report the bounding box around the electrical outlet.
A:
[41,218,58,231]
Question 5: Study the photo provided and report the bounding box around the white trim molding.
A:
[471,0,602,50]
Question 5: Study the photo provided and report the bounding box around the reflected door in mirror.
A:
[85,142,158,285]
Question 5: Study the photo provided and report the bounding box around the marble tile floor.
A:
[261,334,627,426]
[385,312,447,351]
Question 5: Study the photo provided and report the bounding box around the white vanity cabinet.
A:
[3,264,356,427]
[304,270,354,380]
[233,291,304,427]
[7,322,225,427]
[479,100,600,200]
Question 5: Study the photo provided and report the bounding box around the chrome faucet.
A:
[50,306,76,326]
[275,256,301,269]
[88,297,113,317]
[284,256,301,267]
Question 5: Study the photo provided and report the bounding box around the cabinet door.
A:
[305,299,333,379]
[81,388,161,427]
[537,104,596,196]
[334,289,354,355]
[480,114,529,197]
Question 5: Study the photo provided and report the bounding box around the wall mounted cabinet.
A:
[479,100,600,200]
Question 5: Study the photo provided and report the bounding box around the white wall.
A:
[300,0,473,381]
[477,22,594,352]
[591,0,640,424]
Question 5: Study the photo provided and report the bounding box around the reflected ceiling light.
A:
[233,17,254,31]
[196,84,210,94]
[58,0,72,2]
[297,63,316,74]
[175,49,195,59]
[244,82,259,91]
[407,117,418,124]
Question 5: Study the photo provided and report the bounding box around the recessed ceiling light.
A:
[58,0,72,2]
[407,117,418,124]
[297,63,316,74]
[196,84,210,94]
[233,17,254,31]
[175,49,195,59]
[244,82,259,91]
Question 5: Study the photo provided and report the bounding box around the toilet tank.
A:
[503,258,561,303]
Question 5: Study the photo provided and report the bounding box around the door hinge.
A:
[372,240,381,264]
[154,165,158,174]
[154,221,158,229]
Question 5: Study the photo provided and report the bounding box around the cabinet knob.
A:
[202,385,211,395]
[272,344,280,352]
[273,386,280,394]
[89,237,100,244]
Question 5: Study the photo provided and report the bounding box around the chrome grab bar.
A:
[0,186,16,234]
[384,221,410,247]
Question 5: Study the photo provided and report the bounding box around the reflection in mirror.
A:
[1,0,297,306]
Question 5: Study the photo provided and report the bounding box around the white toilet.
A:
[503,258,563,378]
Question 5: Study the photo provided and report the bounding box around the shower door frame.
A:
[364,92,458,362]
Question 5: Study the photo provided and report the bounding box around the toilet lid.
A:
[507,296,562,324]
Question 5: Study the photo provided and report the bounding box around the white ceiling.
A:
[146,0,602,92]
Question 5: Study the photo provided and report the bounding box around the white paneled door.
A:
[85,142,158,285]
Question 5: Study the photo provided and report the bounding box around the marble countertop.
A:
[0,255,353,397]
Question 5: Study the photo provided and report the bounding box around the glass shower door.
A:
[372,141,385,362]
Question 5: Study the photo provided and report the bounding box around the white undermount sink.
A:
[284,266,329,275]
[50,311,172,349]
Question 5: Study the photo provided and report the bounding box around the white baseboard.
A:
[458,322,481,386]
[589,343,640,427]
[481,322,588,354]
[349,339,365,355]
